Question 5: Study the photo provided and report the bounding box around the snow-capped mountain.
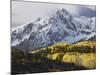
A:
[11,8,96,51]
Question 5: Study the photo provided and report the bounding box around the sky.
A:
[11,1,96,28]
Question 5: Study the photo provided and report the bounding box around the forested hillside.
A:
[11,41,96,74]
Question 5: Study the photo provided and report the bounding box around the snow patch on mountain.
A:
[11,8,96,51]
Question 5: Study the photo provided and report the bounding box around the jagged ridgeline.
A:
[11,6,96,74]
[11,41,96,74]
[11,8,96,51]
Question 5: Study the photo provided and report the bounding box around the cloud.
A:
[87,6,96,11]
[78,6,96,17]
[12,1,96,27]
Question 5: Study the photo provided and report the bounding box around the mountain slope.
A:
[11,41,96,74]
[11,8,96,51]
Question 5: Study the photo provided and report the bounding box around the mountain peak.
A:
[55,8,72,21]
[56,8,71,16]
[11,8,96,51]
